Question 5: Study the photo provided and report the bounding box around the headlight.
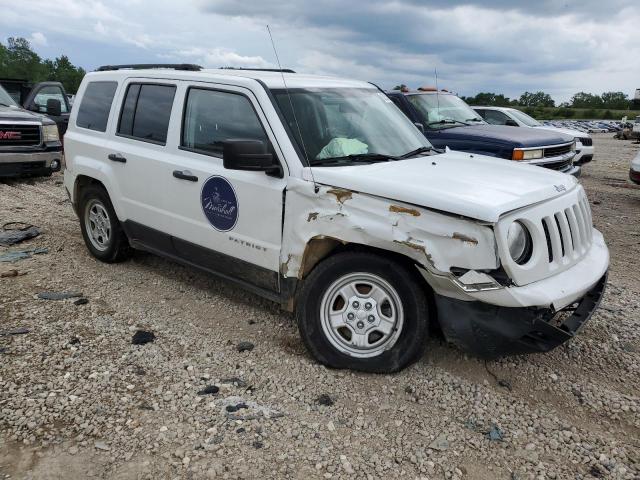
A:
[42,124,59,142]
[512,148,543,161]
[507,221,532,264]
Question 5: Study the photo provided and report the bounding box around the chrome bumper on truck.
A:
[0,150,62,177]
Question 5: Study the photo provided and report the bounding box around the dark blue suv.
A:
[386,88,580,177]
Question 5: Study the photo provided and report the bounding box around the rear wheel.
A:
[296,252,429,373]
[78,185,131,263]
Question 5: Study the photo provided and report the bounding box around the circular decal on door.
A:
[201,176,239,231]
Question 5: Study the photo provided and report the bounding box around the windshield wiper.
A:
[427,119,469,126]
[395,146,432,159]
[311,153,395,166]
[0,103,11,107]
[466,118,483,122]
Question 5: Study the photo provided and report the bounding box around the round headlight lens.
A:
[507,221,531,264]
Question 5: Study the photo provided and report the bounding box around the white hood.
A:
[308,151,578,223]
[534,125,587,139]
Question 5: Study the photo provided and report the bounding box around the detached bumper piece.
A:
[435,273,607,359]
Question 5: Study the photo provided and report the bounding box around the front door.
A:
[153,82,287,292]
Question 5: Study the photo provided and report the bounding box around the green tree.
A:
[393,84,408,91]
[0,37,86,93]
[465,92,514,106]
[519,91,555,107]
[600,91,629,110]
[570,92,603,109]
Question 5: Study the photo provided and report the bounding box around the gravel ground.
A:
[1,133,639,480]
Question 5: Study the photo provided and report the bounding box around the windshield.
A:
[407,93,484,129]
[0,85,18,107]
[271,88,432,165]
[508,108,541,127]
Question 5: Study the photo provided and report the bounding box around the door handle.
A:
[108,153,127,163]
[173,170,198,182]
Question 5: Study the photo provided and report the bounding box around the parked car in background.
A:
[0,78,71,136]
[386,88,580,176]
[63,65,608,371]
[630,149,640,184]
[0,84,63,177]
[634,116,640,135]
[473,106,594,165]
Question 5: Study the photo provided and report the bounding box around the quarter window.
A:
[76,81,118,132]
[181,88,268,156]
[118,83,176,144]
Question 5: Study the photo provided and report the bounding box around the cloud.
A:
[0,0,637,102]
[28,32,48,46]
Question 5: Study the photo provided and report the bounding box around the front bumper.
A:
[0,150,62,177]
[574,145,594,165]
[435,273,607,358]
[630,168,640,184]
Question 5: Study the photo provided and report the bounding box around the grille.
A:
[0,124,41,147]
[578,137,592,146]
[540,194,593,265]
[0,161,46,176]
[541,159,571,171]
[543,143,572,158]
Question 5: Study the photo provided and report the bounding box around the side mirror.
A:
[414,122,425,133]
[223,139,282,177]
[504,119,519,127]
[46,99,62,117]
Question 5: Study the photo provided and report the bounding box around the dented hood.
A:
[308,151,577,222]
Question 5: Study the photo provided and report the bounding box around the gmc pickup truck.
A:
[0,84,63,177]
[0,78,71,136]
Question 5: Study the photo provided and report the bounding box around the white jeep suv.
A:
[473,106,595,165]
[64,64,609,372]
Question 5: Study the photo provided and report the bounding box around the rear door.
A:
[104,79,178,231]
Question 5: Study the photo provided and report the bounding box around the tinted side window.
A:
[181,88,268,156]
[76,82,118,132]
[118,84,176,144]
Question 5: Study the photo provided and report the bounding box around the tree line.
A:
[0,37,85,94]
[460,90,636,110]
[392,85,637,111]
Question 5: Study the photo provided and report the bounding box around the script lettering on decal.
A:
[201,176,239,231]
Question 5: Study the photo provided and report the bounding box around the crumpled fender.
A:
[280,178,499,281]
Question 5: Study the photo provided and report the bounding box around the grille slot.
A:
[543,143,572,158]
[541,196,593,265]
[578,137,592,146]
[0,124,41,147]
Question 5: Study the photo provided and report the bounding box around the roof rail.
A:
[219,67,296,74]
[96,64,202,72]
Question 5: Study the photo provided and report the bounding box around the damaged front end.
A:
[281,177,609,358]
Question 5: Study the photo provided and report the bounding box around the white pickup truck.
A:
[63,65,609,372]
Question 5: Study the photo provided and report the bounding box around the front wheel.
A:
[296,252,429,373]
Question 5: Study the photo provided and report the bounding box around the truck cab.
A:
[0,78,71,136]
[386,88,580,176]
[0,84,63,177]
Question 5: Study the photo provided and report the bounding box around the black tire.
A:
[296,252,429,373]
[78,184,131,263]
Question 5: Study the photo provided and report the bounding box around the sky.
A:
[0,0,638,102]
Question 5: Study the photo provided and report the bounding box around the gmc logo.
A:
[0,131,21,140]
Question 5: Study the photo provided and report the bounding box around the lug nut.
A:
[347,312,355,320]
[365,302,372,310]
[368,315,375,323]
[356,321,365,329]
[352,301,360,309]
